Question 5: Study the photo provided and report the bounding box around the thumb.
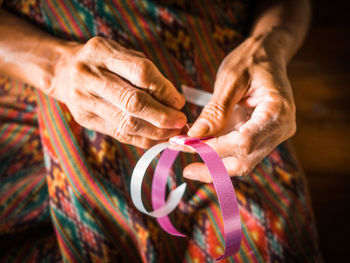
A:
[188,73,245,137]
[187,97,228,137]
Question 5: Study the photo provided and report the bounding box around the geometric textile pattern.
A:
[1,0,322,262]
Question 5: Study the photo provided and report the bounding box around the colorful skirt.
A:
[0,0,322,262]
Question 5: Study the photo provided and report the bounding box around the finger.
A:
[85,37,185,109]
[118,115,182,140]
[183,135,281,182]
[112,132,160,149]
[115,57,186,109]
[81,67,187,129]
[183,162,212,183]
[234,96,294,156]
[221,136,280,176]
[201,107,274,159]
[199,93,294,159]
[188,68,250,137]
[203,131,242,158]
[79,91,183,140]
[75,110,159,149]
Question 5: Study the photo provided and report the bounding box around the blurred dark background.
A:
[289,0,350,261]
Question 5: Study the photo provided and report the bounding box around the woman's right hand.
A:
[50,37,187,148]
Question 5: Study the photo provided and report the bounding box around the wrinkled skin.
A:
[52,35,295,181]
[0,0,311,183]
[183,36,296,182]
[51,37,187,149]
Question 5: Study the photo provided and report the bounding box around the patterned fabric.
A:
[0,0,322,262]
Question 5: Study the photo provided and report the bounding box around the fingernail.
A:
[183,171,195,180]
[187,119,209,137]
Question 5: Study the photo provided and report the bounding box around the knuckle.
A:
[153,128,170,139]
[268,93,296,128]
[88,94,99,110]
[239,141,252,156]
[267,92,294,115]
[129,48,146,58]
[277,98,290,117]
[239,162,253,176]
[69,88,80,103]
[140,138,154,149]
[70,63,90,87]
[130,58,153,84]
[121,115,140,133]
[121,90,147,114]
[217,67,232,80]
[72,62,86,76]
[237,129,254,155]
[109,127,123,141]
[73,110,87,125]
[261,110,274,122]
[152,111,170,127]
[256,108,275,124]
[71,64,96,90]
[86,36,105,50]
[157,112,169,127]
[216,67,243,87]
[110,110,122,123]
[265,91,280,101]
[204,99,227,122]
[148,78,168,97]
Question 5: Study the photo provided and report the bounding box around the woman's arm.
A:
[184,0,311,182]
[250,0,311,64]
[0,8,187,148]
[0,9,70,92]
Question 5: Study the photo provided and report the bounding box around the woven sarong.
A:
[0,1,322,262]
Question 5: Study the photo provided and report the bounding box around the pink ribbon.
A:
[132,135,242,260]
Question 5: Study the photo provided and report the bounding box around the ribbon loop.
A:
[130,136,242,259]
[130,142,187,218]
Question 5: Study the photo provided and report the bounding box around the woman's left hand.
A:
[183,35,297,183]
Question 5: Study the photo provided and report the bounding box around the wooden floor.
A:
[288,25,350,262]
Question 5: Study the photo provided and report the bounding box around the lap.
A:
[0,75,322,262]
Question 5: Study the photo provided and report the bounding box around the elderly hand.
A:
[50,37,187,148]
[184,36,296,182]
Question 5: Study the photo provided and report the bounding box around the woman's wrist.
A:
[0,9,79,94]
[43,40,80,98]
[248,0,311,66]
[248,26,294,70]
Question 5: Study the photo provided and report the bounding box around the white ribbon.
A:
[130,86,212,218]
[181,85,212,106]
